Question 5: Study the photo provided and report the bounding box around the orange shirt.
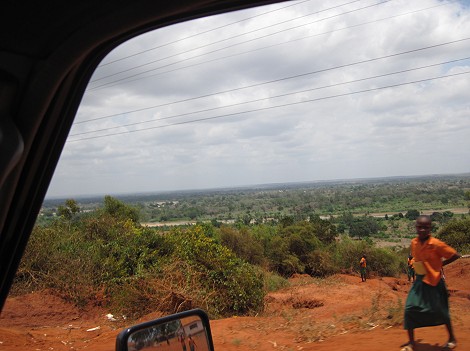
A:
[407,257,414,268]
[410,236,456,286]
[360,257,366,267]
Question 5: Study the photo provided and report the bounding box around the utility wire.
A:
[70,56,470,136]
[98,0,316,67]
[87,1,447,91]
[77,37,470,124]
[90,0,384,85]
[68,70,470,142]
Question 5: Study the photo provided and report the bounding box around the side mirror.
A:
[115,309,215,351]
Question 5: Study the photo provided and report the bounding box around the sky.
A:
[46,0,470,198]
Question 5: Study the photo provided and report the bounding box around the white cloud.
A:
[47,0,470,198]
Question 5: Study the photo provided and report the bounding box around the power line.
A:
[87,1,447,91]
[76,37,470,124]
[97,0,316,67]
[89,0,385,86]
[68,70,470,142]
[70,56,470,136]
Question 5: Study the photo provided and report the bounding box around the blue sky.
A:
[46,0,470,198]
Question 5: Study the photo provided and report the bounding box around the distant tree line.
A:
[39,176,470,226]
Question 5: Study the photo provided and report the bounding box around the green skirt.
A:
[404,275,450,330]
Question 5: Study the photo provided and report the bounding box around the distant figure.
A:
[400,215,460,351]
[359,254,367,282]
[180,336,187,351]
[188,335,197,351]
[407,254,415,282]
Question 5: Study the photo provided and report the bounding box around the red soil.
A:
[1,260,469,351]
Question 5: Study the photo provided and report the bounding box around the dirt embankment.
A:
[1,260,469,351]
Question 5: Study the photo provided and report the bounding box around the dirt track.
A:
[1,260,469,351]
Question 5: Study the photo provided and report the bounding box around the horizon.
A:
[46,0,470,198]
[44,171,470,201]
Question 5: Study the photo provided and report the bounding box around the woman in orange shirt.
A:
[400,215,460,351]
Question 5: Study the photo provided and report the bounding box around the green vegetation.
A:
[437,217,470,253]
[39,174,470,225]
[15,175,470,321]
[15,201,264,319]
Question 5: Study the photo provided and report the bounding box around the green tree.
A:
[57,199,80,220]
[310,217,337,244]
[436,217,470,253]
[405,209,420,220]
[219,226,264,265]
[464,190,470,201]
[304,249,338,277]
[349,216,381,238]
[103,195,140,223]
[430,212,444,222]
[265,235,303,277]
[170,225,264,316]
[442,211,454,219]
[279,215,294,227]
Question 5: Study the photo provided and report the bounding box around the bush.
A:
[349,216,381,238]
[13,221,99,305]
[365,248,403,277]
[106,261,208,319]
[218,226,265,265]
[168,225,265,317]
[14,212,170,306]
[436,217,470,254]
[263,271,289,292]
[331,236,370,273]
[304,249,339,277]
[102,195,140,223]
[405,210,420,221]
[265,235,304,277]
[330,236,403,277]
[15,217,266,319]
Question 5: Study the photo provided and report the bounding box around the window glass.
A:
[48,0,470,197]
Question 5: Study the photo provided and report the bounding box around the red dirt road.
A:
[1,260,469,351]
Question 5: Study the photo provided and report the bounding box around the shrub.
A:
[330,236,403,277]
[304,249,339,277]
[168,225,265,317]
[12,221,98,305]
[218,226,265,265]
[349,216,381,238]
[263,271,289,292]
[106,260,208,319]
[265,235,304,277]
[437,217,470,254]
[365,248,403,277]
[102,195,140,223]
[14,211,170,308]
[405,210,420,221]
[331,236,370,273]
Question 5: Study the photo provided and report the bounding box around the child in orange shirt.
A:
[407,255,415,282]
[400,215,460,351]
[359,254,367,282]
